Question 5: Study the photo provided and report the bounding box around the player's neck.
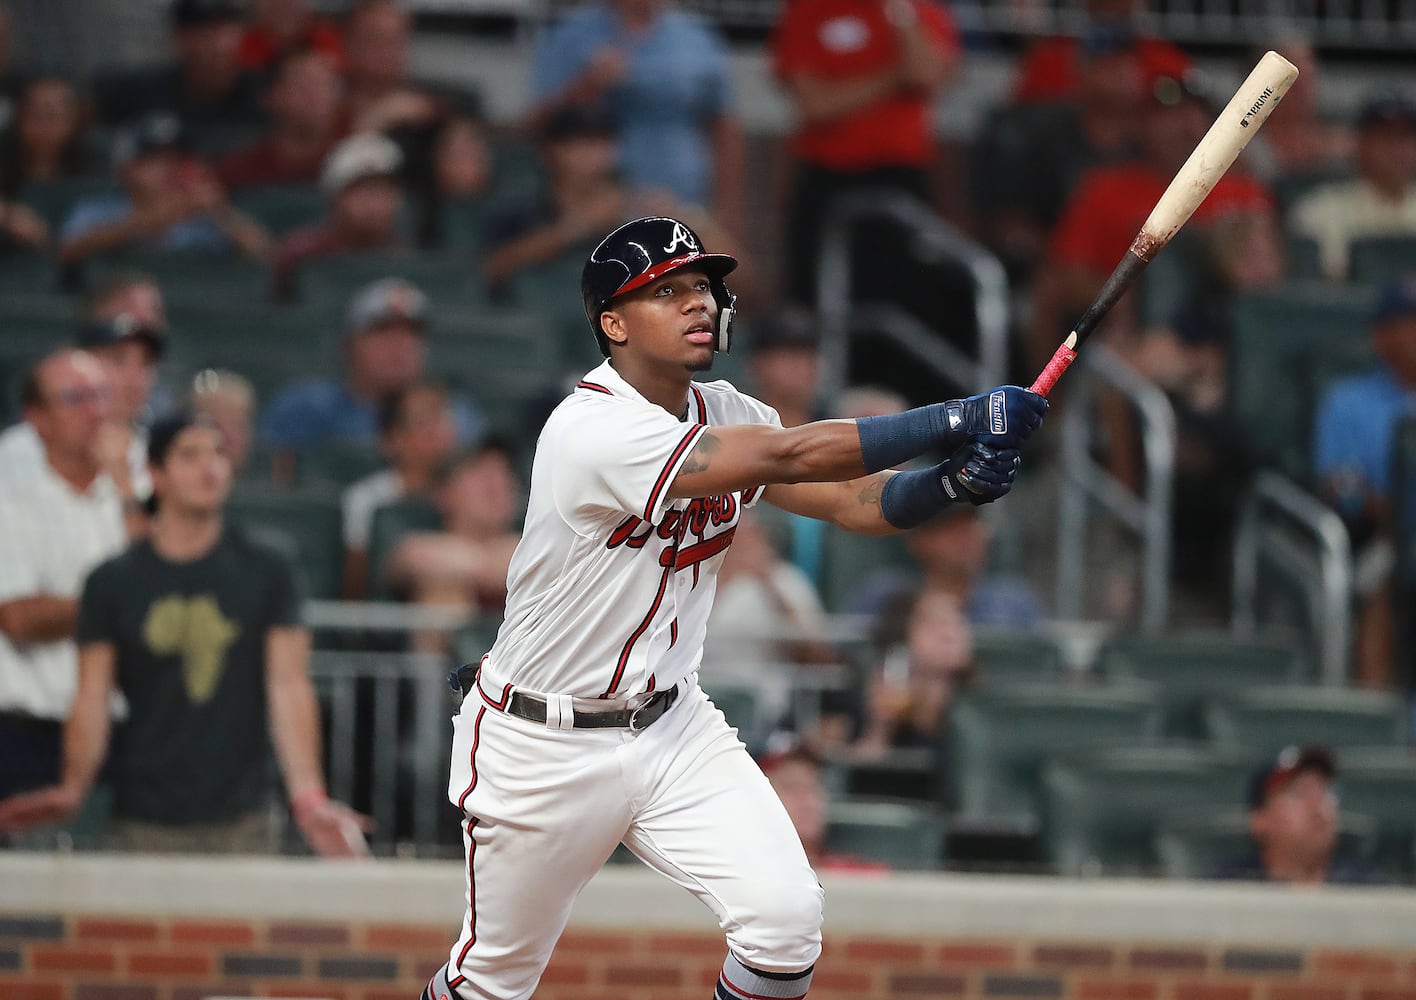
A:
[610,356,694,419]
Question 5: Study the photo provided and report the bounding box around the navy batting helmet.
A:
[581,217,738,356]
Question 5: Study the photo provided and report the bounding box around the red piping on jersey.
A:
[578,380,613,395]
[669,619,678,647]
[690,383,707,423]
[455,705,490,811]
[719,972,809,1000]
[643,424,705,524]
[606,561,672,697]
[449,815,479,986]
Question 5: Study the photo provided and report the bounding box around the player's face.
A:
[610,269,718,373]
[153,425,233,516]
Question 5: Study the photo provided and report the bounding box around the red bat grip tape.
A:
[1030,343,1077,398]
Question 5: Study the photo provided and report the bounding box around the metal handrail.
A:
[1231,470,1352,685]
[1054,345,1176,632]
[815,189,1010,401]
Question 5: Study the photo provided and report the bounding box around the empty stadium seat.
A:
[825,748,938,802]
[946,681,1165,828]
[1331,747,1416,879]
[1201,685,1409,752]
[1285,235,1323,281]
[1155,808,1379,880]
[1095,632,1311,738]
[816,524,914,614]
[972,630,1068,684]
[1227,283,1377,479]
[231,185,326,235]
[1040,745,1252,876]
[297,443,386,490]
[1347,235,1416,287]
[701,681,763,750]
[226,486,345,601]
[826,799,946,870]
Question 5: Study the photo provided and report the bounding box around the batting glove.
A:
[946,386,1048,450]
[945,442,1021,506]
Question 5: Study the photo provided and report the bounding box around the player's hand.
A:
[940,442,1020,506]
[0,785,84,832]
[292,794,375,859]
[947,386,1048,449]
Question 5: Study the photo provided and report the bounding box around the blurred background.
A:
[0,0,1413,887]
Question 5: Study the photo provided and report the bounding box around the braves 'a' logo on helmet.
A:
[663,221,699,255]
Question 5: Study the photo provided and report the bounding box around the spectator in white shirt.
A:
[0,350,127,802]
[1289,90,1416,281]
[340,380,459,598]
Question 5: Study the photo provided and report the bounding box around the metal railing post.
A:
[1230,471,1353,684]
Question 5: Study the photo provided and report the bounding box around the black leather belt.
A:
[449,664,680,731]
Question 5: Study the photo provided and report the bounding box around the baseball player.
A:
[424,217,1047,1000]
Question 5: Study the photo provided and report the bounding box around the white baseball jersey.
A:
[483,360,780,700]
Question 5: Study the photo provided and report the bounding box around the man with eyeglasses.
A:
[0,270,168,521]
[0,351,128,810]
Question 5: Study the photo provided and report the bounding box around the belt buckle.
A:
[628,692,662,732]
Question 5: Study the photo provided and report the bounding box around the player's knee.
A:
[727,875,824,970]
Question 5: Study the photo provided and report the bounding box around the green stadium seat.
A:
[93,249,271,304]
[1347,235,1416,287]
[701,681,763,749]
[1095,632,1311,738]
[946,681,1165,828]
[825,748,937,802]
[1201,686,1409,752]
[1391,417,1416,688]
[1285,235,1323,281]
[1330,747,1416,879]
[365,497,443,598]
[1227,283,1377,479]
[509,255,603,367]
[816,524,913,614]
[1040,745,1252,876]
[299,252,488,311]
[297,443,386,490]
[825,799,945,870]
[971,630,1068,684]
[1271,168,1349,215]
[231,185,326,235]
[1155,808,1379,880]
[226,485,345,601]
[0,251,62,295]
[488,139,544,203]
[452,615,504,668]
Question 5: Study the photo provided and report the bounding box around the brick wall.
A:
[4,916,1416,1000]
[4,855,1415,1000]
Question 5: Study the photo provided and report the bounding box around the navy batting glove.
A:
[946,442,1021,506]
[947,386,1048,450]
[880,443,1022,528]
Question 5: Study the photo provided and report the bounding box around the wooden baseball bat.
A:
[1029,50,1301,397]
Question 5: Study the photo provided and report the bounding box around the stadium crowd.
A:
[0,0,1412,878]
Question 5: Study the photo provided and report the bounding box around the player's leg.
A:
[622,685,823,999]
[435,701,633,1000]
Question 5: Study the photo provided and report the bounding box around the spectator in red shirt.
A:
[238,0,345,73]
[1030,71,1272,377]
[1012,0,1190,105]
[270,131,405,301]
[771,0,961,303]
[217,48,346,191]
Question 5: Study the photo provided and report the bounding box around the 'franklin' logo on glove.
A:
[989,390,1007,435]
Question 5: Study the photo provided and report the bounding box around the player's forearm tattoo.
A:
[680,431,722,474]
[856,475,886,510]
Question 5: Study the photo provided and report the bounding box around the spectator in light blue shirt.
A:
[1311,273,1416,689]
[258,277,484,470]
[529,0,744,232]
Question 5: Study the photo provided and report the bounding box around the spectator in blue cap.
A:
[1313,274,1416,688]
[1213,745,1384,886]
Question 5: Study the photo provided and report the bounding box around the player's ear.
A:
[600,309,629,349]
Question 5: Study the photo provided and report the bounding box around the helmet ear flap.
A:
[713,282,736,354]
